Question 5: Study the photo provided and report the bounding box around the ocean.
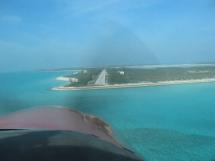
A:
[0,71,215,161]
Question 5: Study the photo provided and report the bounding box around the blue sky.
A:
[0,0,215,72]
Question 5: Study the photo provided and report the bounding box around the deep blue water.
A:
[0,71,215,161]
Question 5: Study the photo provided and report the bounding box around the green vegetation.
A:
[66,68,102,87]
[65,65,215,87]
[107,66,215,84]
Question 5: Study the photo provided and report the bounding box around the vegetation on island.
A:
[65,68,102,87]
[64,65,215,87]
[107,66,215,84]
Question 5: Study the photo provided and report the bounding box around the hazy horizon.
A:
[1,0,215,72]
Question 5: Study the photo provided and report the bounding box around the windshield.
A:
[0,0,215,161]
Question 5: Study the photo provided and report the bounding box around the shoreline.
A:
[52,78,215,91]
[56,76,70,81]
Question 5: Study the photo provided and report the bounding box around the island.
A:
[53,64,215,90]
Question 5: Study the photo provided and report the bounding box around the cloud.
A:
[0,15,22,23]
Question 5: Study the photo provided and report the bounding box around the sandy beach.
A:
[56,76,70,81]
[52,78,215,91]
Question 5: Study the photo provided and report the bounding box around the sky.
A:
[0,0,215,72]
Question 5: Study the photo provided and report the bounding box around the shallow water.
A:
[0,71,215,161]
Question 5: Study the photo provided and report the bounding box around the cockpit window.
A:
[0,0,215,161]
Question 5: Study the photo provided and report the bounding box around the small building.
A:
[118,71,125,75]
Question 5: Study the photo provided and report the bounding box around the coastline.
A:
[52,78,215,91]
[56,76,70,81]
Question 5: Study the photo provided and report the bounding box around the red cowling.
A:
[0,106,119,146]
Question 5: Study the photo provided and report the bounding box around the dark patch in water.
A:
[119,128,215,161]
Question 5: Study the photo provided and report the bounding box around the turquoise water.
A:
[1,71,215,161]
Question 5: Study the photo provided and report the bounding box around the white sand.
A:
[56,76,70,81]
[52,78,215,91]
